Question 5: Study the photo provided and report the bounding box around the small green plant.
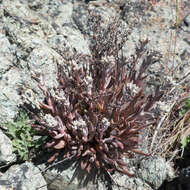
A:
[179,98,190,151]
[181,136,190,150]
[5,111,47,161]
[179,98,190,116]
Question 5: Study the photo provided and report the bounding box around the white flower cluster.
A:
[72,117,87,130]
[44,114,58,128]
[84,75,93,95]
[126,82,140,96]
[101,117,110,128]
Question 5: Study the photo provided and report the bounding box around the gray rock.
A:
[137,157,175,189]
[0,129,16,166]
[184,14,190,27]
[37,156,103,190]
[0,34,14,74]
[27,46,59,89]
[72,1,118,35]
[0,33,22,123]
[47,27,90,57]
[37,154,175,190]
[0,162,47,190]
[41,165,83,190]
[0,67,23,124]
[122,0,190,79]
[1,0,91,113]
[38,154,175,190]
[113,174,152,190]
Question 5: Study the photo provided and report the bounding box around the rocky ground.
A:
[0,0,190,190]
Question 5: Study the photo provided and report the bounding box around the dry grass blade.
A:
[153,94,190,160]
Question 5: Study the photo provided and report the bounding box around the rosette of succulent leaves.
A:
[31,13,163,188]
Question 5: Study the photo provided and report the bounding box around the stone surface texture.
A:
[0,0,189,189]
[0,129,16,165]
[0,162,47,190]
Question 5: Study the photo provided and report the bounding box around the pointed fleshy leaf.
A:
[54,140,66,149]
[131,149,150,156]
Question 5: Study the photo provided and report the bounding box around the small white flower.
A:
[126,82,140,96]
[73,118,87,129]
[44,114,57,127]
[101,117,110,128]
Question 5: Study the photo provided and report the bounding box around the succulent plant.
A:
[31,13,163,187]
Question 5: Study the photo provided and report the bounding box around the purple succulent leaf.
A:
[81,159,88,170]
[89,121,96,134]
[131,149,150,156]
[48,151,60,163]
[114,139,124,150]
[82,149,93,157]
[117,159,128,166]
[39,102,53,113]
[116,166,135,177]
[50,131,65,139]
[53,139,66,149]
[82,127,89,142]
[45,139,56,148]
[144,86,164,111]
